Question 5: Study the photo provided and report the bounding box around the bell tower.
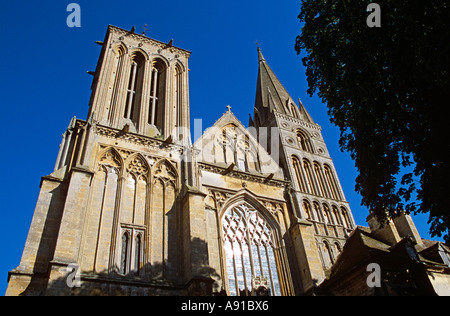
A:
[6,26,195,296]
[88,25,191,141]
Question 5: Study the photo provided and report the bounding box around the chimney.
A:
[393,212,423,246]
[367,213,402,245]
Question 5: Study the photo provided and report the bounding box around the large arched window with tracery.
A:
[222,203,282,296]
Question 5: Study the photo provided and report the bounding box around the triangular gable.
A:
[193,110,284,179]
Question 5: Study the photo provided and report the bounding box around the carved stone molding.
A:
[206,189,231,210]
[263,201,284,217]
[95,125,184,155]
[198,163,287,188]
[109,25,191,58]
[126,156,149,180]
[99,149,121,169]
[154,163,176,182]
[275,112,322,132]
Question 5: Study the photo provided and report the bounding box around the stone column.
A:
[289,218,325,295]
[181,187,214,295]
[52,168,94,265]
[5,177,66,296]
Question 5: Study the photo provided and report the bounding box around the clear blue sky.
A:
[0,0,441,295]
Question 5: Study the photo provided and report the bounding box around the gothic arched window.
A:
[323,241,334,268]
[296,130,313,153]
[324,164,342,201]
[303,200,312,220]
[134,234,142,276]
[124,53,145,124]
[341,207,353,229]
[119,227,145,277]
[303,159,318,195]
[322,204,334,225]
[222,203,282,296]
[332,205,343,226]
[150,161,178,280]
[314,162,328,198]
[149,59,166,133]
[120,232,130,275]
[313,202,323,222]
[216,124,261,174]
[173,64,183,133]
[292,156,307,193]
[290,104,299,119]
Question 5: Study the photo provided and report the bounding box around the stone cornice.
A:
[94,124,184,154]
[198,162,288,188]
[108,25,192,58]
[274,111,322,131]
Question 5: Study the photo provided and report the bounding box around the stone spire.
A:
[254,47,314,126]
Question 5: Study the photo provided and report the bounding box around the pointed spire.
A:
[249,113,254,127]
[298,98,314,124]
[257,47,266,63]
[253,48,315,125]
[254,47,295,114]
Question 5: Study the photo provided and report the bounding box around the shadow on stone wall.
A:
[42,238,221,296]
[43,263,221,296]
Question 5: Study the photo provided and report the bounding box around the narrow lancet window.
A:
[324,165,342,201]
[120,232,130,275]
[290,104,299,119]
[149,68,159,125]
[292,156,307,193]
[148,59,166,132]
[296,130,313,153]
[124,61,138,119]
[124,53,145,124]
[174,65,183,132]
[119,228,145,277]
[134,234,142,275]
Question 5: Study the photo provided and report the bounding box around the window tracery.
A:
[222,203,282,296]
[215,125,260,173]
[126,155,149,180]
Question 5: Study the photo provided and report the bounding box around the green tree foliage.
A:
[295,1,450,243]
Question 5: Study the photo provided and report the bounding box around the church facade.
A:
[6,25,356,296]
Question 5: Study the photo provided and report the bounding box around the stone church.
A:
[6,25,357,296]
